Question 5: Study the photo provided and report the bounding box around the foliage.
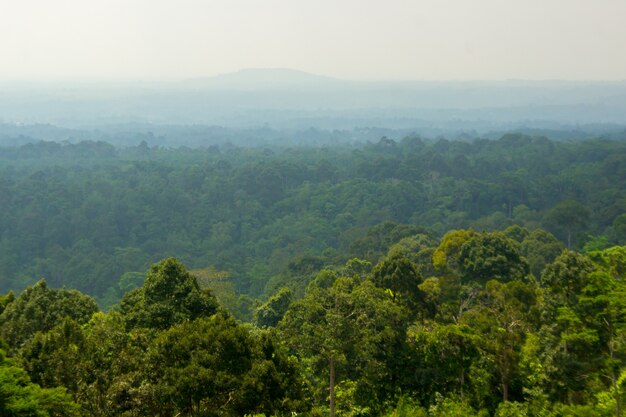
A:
[143,314,305,417]
[280,274,408,416]
[371,251,423,313]
[0,280,98,351]
[1,135,625,305]
[0,239,624,416]
[254,287,293,328]
[1,132,626,416]
[119,258,219,331]
[0,349,80,417]
[458,232,529,284]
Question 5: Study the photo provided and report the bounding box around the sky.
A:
[1,0,625,81]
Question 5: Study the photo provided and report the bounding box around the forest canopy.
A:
[0,133,625,416]
[0,229,624,416]
[0,133,625,310]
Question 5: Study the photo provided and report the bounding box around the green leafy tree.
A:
[545,200,591,249]
[541,250,595,306]
[520,229,564,278]
[372,250,424,313]
[461,280,537,404]
[78,311,151,417]
[347,222,429,262]
[19,318,86,394]
[538,250,621,406]
[14,313,148,417]
[0,291,15,315]
[458,232,529,285]
[0,280,98,351]
[253,287,293,328]
[280,276,407,417]
[119,258,219,331]
[407,323,481,406]
[0,349,80,417]
[78,311,142,417]
[593,276,626,417]
[432,229,475,272]
[144,314,304,417]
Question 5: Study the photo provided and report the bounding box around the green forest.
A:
[1,133,626,416]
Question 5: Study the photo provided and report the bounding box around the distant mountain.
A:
[1,69,626,129]
[182,68,345,91]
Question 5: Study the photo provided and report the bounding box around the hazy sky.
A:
[1,0,625,81]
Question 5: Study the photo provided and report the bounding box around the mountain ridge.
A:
[181,68,346,91]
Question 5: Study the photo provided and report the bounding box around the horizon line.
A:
[0,67,625,85]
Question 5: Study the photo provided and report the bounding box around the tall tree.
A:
[0,280,98,351]
[545,200,590,249]
[144,314,303,417]
[280,276,407,416]
[119,258,219,331]
[371,250,424,314]
[458,232,529,285]
[461,280,537,403]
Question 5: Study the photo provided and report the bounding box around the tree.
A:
[0,349,80,417]
[579,247,626,416]
[280,276,407,417]
[520,229,564,278]
[592,274,626,417]
[407,323,481,405]
[541,250,595,305]
[0,280,98,351]
[0,290,14,315]
[458,232,529,285]
[432,229,475,272]
[144,314,303,417]
[119,258,219,331]
[461,280,537,404]
[545,200,590,249]
[19,318,86,395]
[371,250,423,313]
[77,311,142,417]
[539,250,619,405]
[347,222,429,262]
[503,225,530,243]
[253,287,293,328]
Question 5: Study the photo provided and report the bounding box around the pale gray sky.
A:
[1,0,625,81]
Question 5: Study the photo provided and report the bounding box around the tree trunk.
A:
[612,373,620,417]
[567,229,572,249]
[330,356,336,417]
[503,380,509,402]
[609,334,620,417]
[460,368,465,401]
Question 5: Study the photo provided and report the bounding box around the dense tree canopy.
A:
[119,258,219,331]
[0,134,625,309]
[0,233,623,416]
[0,281,98,351]
[0,349,80,417]
[0,133,625,416]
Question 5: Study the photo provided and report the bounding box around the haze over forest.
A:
[2,2,626,417]
[1,0,625,146]
[2,68,626,147]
